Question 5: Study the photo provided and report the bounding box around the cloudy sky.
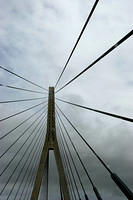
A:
[0,0,133,199]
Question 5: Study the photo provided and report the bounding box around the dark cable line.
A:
[57,113,86,196]
[0,83,47,94]
[23,157,41,200]
[60,183,63,200]
[0,112,46,196]
[56,122,77,200]
[68,177,76,200]
[0,104,47,140]
[56,104,133,200]
[56,108,102,200]
[0,112,47,177]
[22,125,47,200]
[0,66,48,91]
[56,98,133,123]
[57,130,75,200]
[20,144,43,200]
[56,110,89,200]
[56,104,112,173]
[56,120,76,200]
[61,132,81,200]
[0,108,47,160]
[0,96,47,104]
[57,113,91,200]
[6,118,46,200]
[14,120,46,200]
[56,118,81,200]
[6,119,47,200]
[13,120,47,200]
[0,101,47,123]
[55,0,100,88]
[56,30,133,93]
[57,108,99,199]
[60,144,75,200]
[58,125,78,200]
[19,124,47,200]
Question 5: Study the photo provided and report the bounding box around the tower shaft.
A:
[30,87,70,200]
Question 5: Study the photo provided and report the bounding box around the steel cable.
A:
[6,118,47,200]
[0,112,47,177]
[55,0,100,88]
[56,104,133,200]
[13,119,47,200]
[0,112,46,196]
[0,96,47,104]
[56,112,88,197]
[56,119,80,200]
[0,83,47,94]
[0,101,47,123]
[56,30,133,93]
[0,66,48,91]
[0,108,47,160]
[0,104,47,140]
[21,125,47,200]
[56,98,133,123]
[56,108,102,200]
[56,121,77,200]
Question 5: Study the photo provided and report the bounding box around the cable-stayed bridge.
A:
[0,0,133,199]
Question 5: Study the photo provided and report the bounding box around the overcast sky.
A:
[0,0,133,199]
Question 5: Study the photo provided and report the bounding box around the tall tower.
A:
[30,87,70,199]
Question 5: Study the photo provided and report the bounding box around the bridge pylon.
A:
[30,87,70,200]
